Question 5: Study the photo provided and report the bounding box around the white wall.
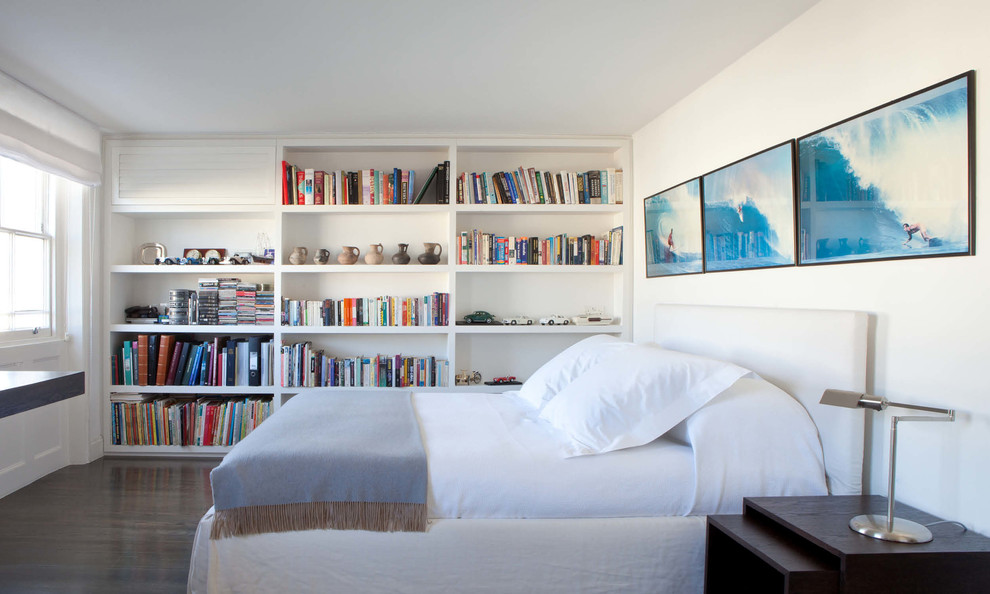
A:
[632,0,990,535]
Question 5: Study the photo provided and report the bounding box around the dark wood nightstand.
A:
[706,496,990,593]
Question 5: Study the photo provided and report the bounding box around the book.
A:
[442,160,450,204]
[147,334,159,385]
[225,339,239,386]
[179,343,197,385]
[155,335,173,386]
[137,334,149,386]
[248,336,261,387]
[412,165,439,204]
[236,341,250,385]
[303,169,314,205]
[314,170,325,205]
[165,340,184,385]
[186,344,204,386]
[281,161,290,205]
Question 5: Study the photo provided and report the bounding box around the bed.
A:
[188,304,868,593]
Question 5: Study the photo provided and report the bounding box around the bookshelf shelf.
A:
[110,324,277,333]
[454,265,622,274]
[453,325,624,334]
[104,445,233,456]
[454,204,624,214]
[110,265,275,275]
[110,385,275,394]
[282,264,450,274]
[281,385,463,394]
[280,204,449,214]
[103,135,631,457]
[279,326,450,335]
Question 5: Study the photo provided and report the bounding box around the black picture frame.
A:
[796,71,976,266]
[701,140,797,273]
[644,178,704,278]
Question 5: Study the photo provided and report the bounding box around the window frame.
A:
[0,158,64,345]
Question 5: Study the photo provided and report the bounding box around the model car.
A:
[571,310,614,325]
[463,310,496,324]
[539,315,569,325]
[501,315,534,325]
[491,376,517,384]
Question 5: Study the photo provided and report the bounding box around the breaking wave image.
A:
[645,179,703,276]
[703,144,795,271]
[799,76,970,263]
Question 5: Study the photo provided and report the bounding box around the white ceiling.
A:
[0,0,818,136]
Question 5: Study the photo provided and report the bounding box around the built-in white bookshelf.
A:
[102,136,632,456]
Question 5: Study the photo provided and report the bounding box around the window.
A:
[0,156,57,342]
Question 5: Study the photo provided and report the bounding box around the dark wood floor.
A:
[0,457,219,593]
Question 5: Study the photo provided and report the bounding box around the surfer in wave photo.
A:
[902,222,932,247]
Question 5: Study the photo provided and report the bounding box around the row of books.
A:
[110,335,275,387]
[280,161,451,205]
[457,227,623,266]
[456,168,623,205]
[282,293,449,327]
[109,394,273,446]
[280,344,449,388]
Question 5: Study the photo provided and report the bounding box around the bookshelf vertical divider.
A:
[103,136,632,457]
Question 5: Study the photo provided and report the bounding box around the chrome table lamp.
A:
[820,389,955,544]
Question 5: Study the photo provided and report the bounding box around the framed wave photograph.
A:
[702,141,796,272]
[797,71,975,265]
[644,178,704,277]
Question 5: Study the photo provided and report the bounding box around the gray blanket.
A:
[209,391,427,539]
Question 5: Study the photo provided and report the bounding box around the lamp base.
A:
[849,514,933,543]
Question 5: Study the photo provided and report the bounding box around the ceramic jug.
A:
[289,246,308,265]
[391,243,410,265]
[365,243,384,265]
[418,242,442,265]
[337,246,360,265]
[313,248,331,265]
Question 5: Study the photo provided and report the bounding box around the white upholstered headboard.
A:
[653,304,867,496]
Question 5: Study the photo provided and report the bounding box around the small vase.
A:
[418,242,442,265]
[337,246,360,265]
[365,243,384,265]
[391,243,410,265]
[313,248,331,265]
[289,247,308,265]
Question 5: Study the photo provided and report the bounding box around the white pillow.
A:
[538,344,750,456]
[518,335,633,410]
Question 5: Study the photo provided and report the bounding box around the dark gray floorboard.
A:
[0,457,219,593]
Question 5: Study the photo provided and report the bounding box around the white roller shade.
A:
[0,69,101,186]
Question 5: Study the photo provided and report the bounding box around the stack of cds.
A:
[236,282,257,325]
[256,284,275,325]
[168,289,193,325]
[197,278,219,325]
[218,278,240,325]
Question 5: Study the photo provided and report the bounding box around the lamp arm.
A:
[887,401,955,416]
[885,411,956,532]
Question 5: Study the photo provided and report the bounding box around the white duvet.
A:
[421,382,826,519]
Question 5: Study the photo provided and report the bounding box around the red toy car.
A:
[492,376,517,384]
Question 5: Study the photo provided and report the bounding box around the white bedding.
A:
[422,391,696,519]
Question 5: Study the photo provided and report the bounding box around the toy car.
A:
[539,315,570,325]
[491,376,517,384]
[463,310,496,324]
[501,315,533,325]
[571,310,614,325]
